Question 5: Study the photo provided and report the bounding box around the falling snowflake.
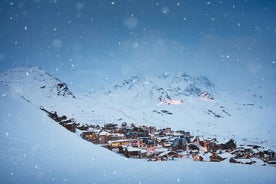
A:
[161,7,170,14]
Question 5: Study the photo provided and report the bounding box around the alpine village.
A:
[40,107,276,166]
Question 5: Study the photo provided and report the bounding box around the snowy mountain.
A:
[106,72,215,103]
[0,66,275,147]
[0,66,276,183]
[0,66,75,99]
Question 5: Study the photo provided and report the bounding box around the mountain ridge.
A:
[0,66,275,149]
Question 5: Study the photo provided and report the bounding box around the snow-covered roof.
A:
[126,146,142,152]
[108,139,130,144]
[173,133,183,136]
[99,131,109,136]
[110,133,124,137]
[155,148,168,153]
[158,151,177,157]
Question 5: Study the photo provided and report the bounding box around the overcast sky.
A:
[0,0,275,91]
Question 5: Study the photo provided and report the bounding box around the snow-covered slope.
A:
[0,84,276,184]
[0,66,275,149]
[87,72,275,148]
[0,66,75,109]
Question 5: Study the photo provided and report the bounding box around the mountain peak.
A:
[0,66,76,99]
[107,72,215,103]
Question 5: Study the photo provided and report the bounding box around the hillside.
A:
[0,84,276,183]
[0,66,275,149]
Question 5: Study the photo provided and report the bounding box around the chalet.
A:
[266,159,276,165]
[229,157,256,165]
[81,131,98,143]
[175,130,193,140]
[209,153,226,162]
[155,136,169,145]
[59,121,77,133]
[256,149,275,162]
[148,126,157,134]
[231,148,254,159]
[157,130,167,136]
[170,137,190,151]
[108,133,125,141]
[139,125,156,134]
[193,153,203,161]
[223,139,237,152]
[188,144,200,151]
[125,127,148,139]
[77,124,90,131]
[165,127,172,135]
[108,139,130,149]
[163,141,172,148]
[123,146,142,158]
[103,123,118,131]
[98,131,110,144]
[138,137,155,146]
[157,151,178,161]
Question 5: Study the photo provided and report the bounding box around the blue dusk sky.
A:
[0,0,275,91]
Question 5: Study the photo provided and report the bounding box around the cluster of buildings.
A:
[80,122,195,160]
[79,123,275,164]
[40,107,276,165]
